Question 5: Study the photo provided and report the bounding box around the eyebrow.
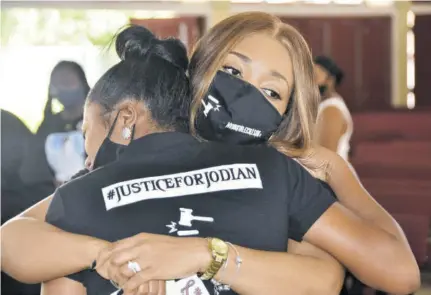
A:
[230,51,252,63]
[229,51,291,89]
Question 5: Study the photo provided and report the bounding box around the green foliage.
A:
[0,9,130,46]
[1,10,19,46]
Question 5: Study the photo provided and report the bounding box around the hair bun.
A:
[115,25,188,71]
[151,38,189,71]
[116,25,156,61]
[314,55,344,84]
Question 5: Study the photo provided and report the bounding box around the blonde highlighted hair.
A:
[188,12,326,178]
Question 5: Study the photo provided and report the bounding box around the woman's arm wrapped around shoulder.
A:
[1,194,108,283]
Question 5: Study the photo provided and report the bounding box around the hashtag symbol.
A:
[107,189,115,200]
[194,288,202,295]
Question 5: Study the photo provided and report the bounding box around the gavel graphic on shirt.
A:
[179,208,214,227]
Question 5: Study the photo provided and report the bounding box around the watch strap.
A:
[200,258,225,280]
[199,238,228,281]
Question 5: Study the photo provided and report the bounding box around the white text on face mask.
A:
[225,122,262,138]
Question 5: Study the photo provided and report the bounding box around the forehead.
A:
[230,33,292,78]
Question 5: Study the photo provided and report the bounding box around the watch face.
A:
[212,238,229,255]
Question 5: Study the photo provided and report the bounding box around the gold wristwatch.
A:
[200,238,229,280]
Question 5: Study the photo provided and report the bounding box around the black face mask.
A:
[318,85,327,96]
[196,71,284,145]
[51,86,87,109]
[92,112,135,170]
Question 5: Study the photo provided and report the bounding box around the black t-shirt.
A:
[46,132,336,295]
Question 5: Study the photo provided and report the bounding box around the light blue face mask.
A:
[45,130,85,182]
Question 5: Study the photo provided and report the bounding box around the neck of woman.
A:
[323,90,339,100]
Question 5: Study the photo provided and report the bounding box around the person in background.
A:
[19,61,90,188]
[2,61,88,294]
[1,110,34,223]
[314,57,384,295]
[1,109,40,295]
[1,61,89,295]
[37,60,90,136]
[314,56,353,161]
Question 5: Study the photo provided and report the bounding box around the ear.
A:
[116,100,139,129]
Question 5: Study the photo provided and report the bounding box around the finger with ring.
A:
[128,260,142,273]
[119,262,138,278]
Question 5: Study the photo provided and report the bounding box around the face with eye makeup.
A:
[220,32,294,115]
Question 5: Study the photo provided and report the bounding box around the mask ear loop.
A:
[129,124,136,143]
[107,111,121,139]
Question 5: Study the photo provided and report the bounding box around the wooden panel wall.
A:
[414,14,431,109]
[281,17,392,112]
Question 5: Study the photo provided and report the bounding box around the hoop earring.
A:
[122,127,132,140]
